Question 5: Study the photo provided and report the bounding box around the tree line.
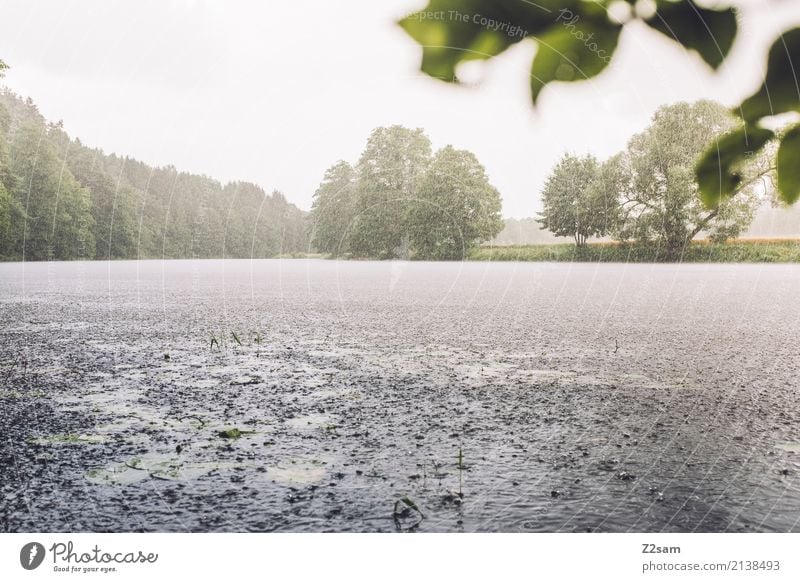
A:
[309,125,504,260]
[537,101,777,260]
[0,87,309,261]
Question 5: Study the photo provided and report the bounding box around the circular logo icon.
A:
[20,542,46,570]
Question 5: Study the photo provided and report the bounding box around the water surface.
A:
[1,259,798,532]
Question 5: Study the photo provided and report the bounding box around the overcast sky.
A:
[0,0,798,217]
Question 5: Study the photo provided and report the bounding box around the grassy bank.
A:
[468,239,800,263]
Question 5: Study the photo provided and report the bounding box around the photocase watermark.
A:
[20,542,46,570]
[556,9,612,63]
[406,10,529,39]
[18,540,158,574]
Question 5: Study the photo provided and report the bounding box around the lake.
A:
[1,259,798,532]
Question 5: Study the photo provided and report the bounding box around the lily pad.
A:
[285,414,332,431]
[86,454,242,486]
[86,464,150,486]
[266,458,328,484]
[32,433,106,445]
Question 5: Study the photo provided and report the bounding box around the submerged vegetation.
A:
[217,428,254,440]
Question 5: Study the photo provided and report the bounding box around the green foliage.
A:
[695,29,800,206]
[470,240,800,263]
[536,101,773,260]
[408,145,503,259]
[694,29,800,206]
[776,124,800,205]
[0,60,7,78]
[399,0,737,104]
[310,126,503,260]
[8,121,95,260]
[615,101,763,258]
[0,90,309,261]
[398,0,542,83]
[309,161,357,256]
[537,153,617,246]
[67,148,138,259]
[530,3,621,103]
[349,126,432,258]
[739,29,800,123]
[645,1,736,71]
[0,182,13,254]
[397,2,800,207]
[696,126,775,207]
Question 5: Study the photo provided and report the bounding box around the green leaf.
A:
[531,15,621,104]
[739,28,800,122]
[645,0,737,70]
[776,124,800,204]
[399,1,514,81]
[696,125,774,207]
[398,0,576,82]
[400,496,424,516]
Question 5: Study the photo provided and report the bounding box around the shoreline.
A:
[468,239,800,264]
[2,239,800,264]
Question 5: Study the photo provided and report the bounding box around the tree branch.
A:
[689,208,719,240]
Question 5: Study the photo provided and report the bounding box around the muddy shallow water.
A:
[1,259,798,532]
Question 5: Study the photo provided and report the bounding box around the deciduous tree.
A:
[409,145,503,259]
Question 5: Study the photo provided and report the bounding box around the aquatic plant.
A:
[393,496,424,531]
[218,428,243,439]
[457,447,465,498]
[217,428,256,439]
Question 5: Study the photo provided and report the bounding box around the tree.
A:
[67,148,138,259]
[0,183,14,256]
[408,145,503,259]
[398,2,800,205]
[309,161,357,255]
[0,101,16,256]
[537,153,617,247]
[350,126,432,258]
[0,89,311,261]
[9,122,95,260]
[310,128,504,260]
[614,101,763,258]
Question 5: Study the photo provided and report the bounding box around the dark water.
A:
[1,259,798,532]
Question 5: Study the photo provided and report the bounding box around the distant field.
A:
[470,239,800,263]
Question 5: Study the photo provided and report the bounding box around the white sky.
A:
[0,0,798,217]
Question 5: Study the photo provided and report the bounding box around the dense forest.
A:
[0,89,309,261]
